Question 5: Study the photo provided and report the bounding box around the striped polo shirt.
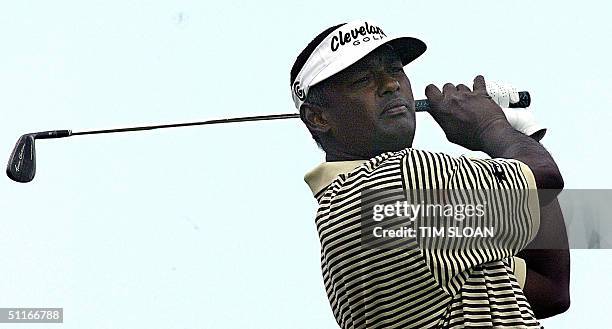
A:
[304,148,541,329]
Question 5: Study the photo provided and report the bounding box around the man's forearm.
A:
[517,198,570,318]
[479,123,564,205]
[481,124,570,317]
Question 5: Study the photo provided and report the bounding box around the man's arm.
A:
[518,131,570,319]
[517,198,571,318]
[425,75,570,318]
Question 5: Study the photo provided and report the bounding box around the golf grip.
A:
[415,91,530,112]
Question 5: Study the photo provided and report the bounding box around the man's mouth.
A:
[381,99,411,116]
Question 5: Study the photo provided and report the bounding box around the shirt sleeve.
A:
[400,149,540,295]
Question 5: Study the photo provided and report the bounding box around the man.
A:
[291,20,570,328]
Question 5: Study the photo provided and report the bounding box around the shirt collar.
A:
[304,160,368,196]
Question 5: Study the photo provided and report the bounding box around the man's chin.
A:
[373,123,415,151]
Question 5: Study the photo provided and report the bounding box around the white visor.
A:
[291,19,426,110]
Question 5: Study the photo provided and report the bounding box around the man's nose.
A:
[377,74,400,97]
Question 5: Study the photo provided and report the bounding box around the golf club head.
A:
[6,134,36,183]
[5,130,71,183]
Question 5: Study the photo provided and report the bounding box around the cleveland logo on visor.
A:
[330,22,387,51]
[291,19,426,110]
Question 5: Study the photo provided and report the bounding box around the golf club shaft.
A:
[71,113,300,136]
[67,92,530,137]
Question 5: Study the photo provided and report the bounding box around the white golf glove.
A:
[486,80,547,141]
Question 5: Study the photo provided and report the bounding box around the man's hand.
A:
[425,75,563,205]
[425,75,512,151]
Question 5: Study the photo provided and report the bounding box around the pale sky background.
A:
[1,0,611,328]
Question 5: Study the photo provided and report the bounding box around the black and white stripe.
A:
[312,148,541,329]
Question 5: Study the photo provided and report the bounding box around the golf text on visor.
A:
[291,19,427,110]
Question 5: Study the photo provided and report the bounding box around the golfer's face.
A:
[323,45,416,157]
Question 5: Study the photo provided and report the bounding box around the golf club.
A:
[6,92,531,183]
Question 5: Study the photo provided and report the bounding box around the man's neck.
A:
[326,152,367,162]
[324,143,373,162]
[324,143,413,162]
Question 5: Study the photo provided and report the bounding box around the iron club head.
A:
[6,134,36,183]
[6,130,72,183]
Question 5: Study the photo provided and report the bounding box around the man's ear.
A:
[301,102,331,135]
